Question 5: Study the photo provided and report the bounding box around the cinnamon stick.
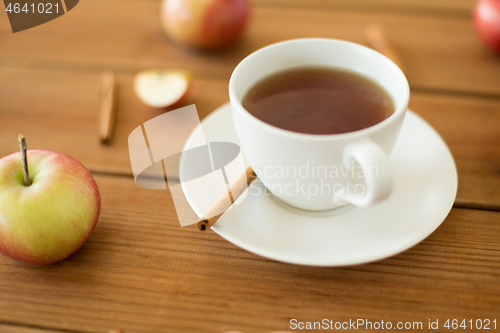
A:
[99,71,117,144]
[365,24,406,73]
[197,166,256,231]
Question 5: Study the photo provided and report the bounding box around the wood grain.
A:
[0,174,498,333]
[0,67,229,175]
[252,0,476,17]
[409,93,500,210]
[0,325,69,333]
[0,1,499,95]
[0,1,499,332]
[0,67,499,209]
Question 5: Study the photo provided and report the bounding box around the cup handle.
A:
[333,139,392,207]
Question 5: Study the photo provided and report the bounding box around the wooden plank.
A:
[0,67,499,209]
[65,0,476,17]
[0,174,498,332]
[252,0,475,17]
[0,67,229,175]
[409,94,500,210]
[0,324,72,333]
[0,1,499,95]
[108,0,475,17]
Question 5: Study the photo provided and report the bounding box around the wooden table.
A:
[1,1,499,332]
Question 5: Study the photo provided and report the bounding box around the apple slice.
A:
[134,70,192,108]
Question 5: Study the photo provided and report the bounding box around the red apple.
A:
[473,0,500,53]
[0,145,101,265]
[160,0,249,50]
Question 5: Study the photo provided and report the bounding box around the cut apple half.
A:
[134,70,192,108]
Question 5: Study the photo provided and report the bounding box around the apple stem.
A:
[18,134,31,187]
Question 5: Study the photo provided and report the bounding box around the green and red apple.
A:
[0,149,100,265]
[160,0,249,50]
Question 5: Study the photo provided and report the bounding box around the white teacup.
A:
[229,38,409,211]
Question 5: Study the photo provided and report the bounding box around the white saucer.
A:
[186,103,457,266]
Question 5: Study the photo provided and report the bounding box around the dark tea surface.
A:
[242,66,394,135]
